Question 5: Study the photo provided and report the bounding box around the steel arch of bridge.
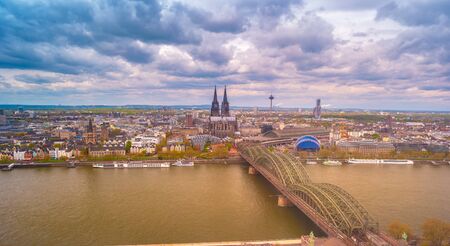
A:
[238,143,377,236]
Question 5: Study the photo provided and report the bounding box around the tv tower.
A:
[269,93,274,112]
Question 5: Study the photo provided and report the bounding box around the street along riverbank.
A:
[0,156,247,169]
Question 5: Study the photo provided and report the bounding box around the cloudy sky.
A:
[0,0,449,110]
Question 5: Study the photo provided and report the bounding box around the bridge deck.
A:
[240,154,351,243]
[238,143,396,246]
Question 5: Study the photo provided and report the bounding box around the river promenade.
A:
[0,156,247,168]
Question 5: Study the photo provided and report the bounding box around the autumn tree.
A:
[421,218,450,246]
[388,220,413,239]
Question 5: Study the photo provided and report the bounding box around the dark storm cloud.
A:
[0,38,118,74]
[420,85,450,91]
[382,25,450,64]
[158,64,229,79]
[172,4,248,34]
[93,41,154,64]
[239,0,304,29]
[0,0,448,109]
[0,0,200,72]
[312,0,391,11]
[189,46,232,66]
[0,0,304,74]
[260,13,334,53]
[376,0,450,26]
[296,13,334,53]
[373,0,450,78]
[14,74,58,84]
[238,0,303,18]
[0,0,200,44]
[291,52,331,71]
[173,0,303,34]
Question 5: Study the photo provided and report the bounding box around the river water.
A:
[305,164,450,232]
[0,165,320,246]
[0,164,448,245]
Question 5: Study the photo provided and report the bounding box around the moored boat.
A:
[323,160,342,166]
[1,163,15,171]
[347,159,380,164]
[379,159,413,165]
[93,161,170,168]
[172,159,194,167]
[347,159,414,165]
[66,161,77,168]
[306,160,318,165]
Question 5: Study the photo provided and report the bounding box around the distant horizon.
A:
[1,103,449,113]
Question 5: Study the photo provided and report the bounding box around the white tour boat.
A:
[347,159,381,164]
[322,160,342,166]
[172,159,195,167]
[347,159,413,165]
[379,159,414,165]
[93,161,170,168]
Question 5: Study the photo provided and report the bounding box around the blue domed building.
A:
[295,135,321,151]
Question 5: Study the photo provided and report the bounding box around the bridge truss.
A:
[239,142,378,237]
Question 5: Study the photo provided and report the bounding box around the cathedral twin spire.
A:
[211,86,230,117]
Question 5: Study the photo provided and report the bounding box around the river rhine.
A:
[0,164,449,245]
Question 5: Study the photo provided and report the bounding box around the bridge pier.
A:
[277,195,293,207]
[248,166,258,175]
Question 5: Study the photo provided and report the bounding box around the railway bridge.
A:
[237,142,397,246]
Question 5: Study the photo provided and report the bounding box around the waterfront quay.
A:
[140,237,347,246]
[0,157,247,168]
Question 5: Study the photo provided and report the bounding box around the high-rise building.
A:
[0,110,6,125]
[313,99,321,119]
[185,114,194,127]
[208,86,238,138]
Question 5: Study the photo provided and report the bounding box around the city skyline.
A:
[1,0,449,110]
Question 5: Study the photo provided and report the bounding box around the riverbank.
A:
[297,158,450,166]
[0,156,247,168]
[3,156,450,169]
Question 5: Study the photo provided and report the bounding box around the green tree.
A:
[225,142,233,150]
[421,218,450,246]
[203,140,211,152]
[0,157,13,164]
[388,220,413,239]
[371,133,381,140]
[125,141,132,154]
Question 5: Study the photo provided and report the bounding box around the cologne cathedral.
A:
[209,86,238,138]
